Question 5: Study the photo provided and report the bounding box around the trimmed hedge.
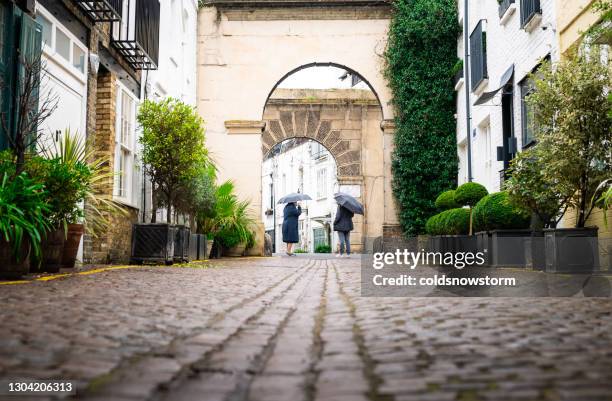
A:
[435,190,459,211]
[455,182,488,207]
[425,208,470,235]
[385,0,460,235]
[473,192,531,232]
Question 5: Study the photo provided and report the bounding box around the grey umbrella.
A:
[334,192,364,215]
[277,193,312,204]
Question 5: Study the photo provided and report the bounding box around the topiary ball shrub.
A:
[455,182,489,207]
[426,208,470,235]
[473,192,531,232]
[435,190,459,211]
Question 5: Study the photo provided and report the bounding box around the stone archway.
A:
[262,88,378,252]
[197,1,399,254]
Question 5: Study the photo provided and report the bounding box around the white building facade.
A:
[456,0,559,192]
[262,139,339,253]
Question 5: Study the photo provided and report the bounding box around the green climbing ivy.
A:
[384,0,461,236]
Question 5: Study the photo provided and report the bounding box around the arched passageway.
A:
[197,2,399,254]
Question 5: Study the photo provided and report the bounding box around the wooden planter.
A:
[0,238,31,279]
[544,227,599,273]
[62,223,83,268]
[40,228,66,273]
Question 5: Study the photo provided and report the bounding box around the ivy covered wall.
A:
[385,0,461,235]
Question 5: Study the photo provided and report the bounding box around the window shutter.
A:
[15,9,43,149]
[0,2,15,150]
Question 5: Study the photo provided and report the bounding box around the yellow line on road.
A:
[0,260,221,286]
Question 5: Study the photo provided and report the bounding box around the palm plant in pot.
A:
[197,181,255,258]
[26,154,91,272]
[0,151,50,279]
[42,130,127,268]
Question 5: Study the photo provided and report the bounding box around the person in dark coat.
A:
[282,202,301,256]
[333,204,354,257]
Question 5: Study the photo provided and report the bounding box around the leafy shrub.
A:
[385,0,460,235]
[455,182,488,207]
[473,192,531,232]
[315,244,331,253]
[26,156,91,230]
[293,249,308,254]
[426,208,470,235]
[435,190,459,211]
[0,169,50,259]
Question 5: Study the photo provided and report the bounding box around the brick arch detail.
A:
[262,111,361,178]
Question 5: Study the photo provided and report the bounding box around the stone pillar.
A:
[381,119,399,226]
[225,120,266,256]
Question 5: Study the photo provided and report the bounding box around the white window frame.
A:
[35,6,88,81]
[113,81,139,206]
[317,168,327,200]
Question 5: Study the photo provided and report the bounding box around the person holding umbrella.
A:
[333,192,364,258]
[279,193,312,256]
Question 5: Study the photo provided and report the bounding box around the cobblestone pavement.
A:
[1,256,612,401]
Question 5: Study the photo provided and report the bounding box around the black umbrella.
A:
[334,192,364,215]
[277,193,312,204]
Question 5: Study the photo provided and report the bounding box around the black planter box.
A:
[476,231,493,266]
[174,226,191,263]
[197,235,208,260]
[131,223,176,265]
[427,236,442,254]
[525,231,545,271]
[544,227,599,273]
[189,234,198,261]
[489,229,533,268]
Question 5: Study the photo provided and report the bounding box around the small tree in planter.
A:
[525,52,611,229]
[454,182,488,235]
[505,146,569,229]
[138,98,210,224]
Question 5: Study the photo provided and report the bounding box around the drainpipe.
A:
[463,0,473,182]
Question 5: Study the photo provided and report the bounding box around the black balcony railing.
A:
[74,0,123,22]
[498,0,515,18]
[470,20,488,91]
[520,0,541,28]
[111,0,160,70]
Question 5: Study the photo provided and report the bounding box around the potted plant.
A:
[198,181,255,258]
[0,152,50,278]
[472,192,531,267]
[454,182,488,235]
[425,207,471,263]
[505,146,570,270]
[509,51,611,272]
[26,154,91,272]
[134,98,212,263]
[41,130,126,269]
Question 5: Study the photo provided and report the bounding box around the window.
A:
[317,168,327,199]
[520,77,536,148]
[470,20,488,91]
[55,29,70,62]
[36,7,87,77]
[520,0,541,29]
[313,227,327,248]
[36,14,52,48]
[73,43,85,73]
[114,85,137,202]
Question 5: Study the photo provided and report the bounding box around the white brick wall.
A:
[456,0,559,192]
